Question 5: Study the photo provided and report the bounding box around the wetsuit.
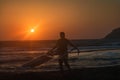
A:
[56,38,72,71]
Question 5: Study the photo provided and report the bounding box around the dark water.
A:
[0,40,120,72]
[0,39,99,50]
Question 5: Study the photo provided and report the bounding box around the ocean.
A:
[0,40,120,72]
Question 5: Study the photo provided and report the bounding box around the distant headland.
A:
[104,27,120,40]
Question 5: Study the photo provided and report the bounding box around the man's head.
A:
[60,32,65,38]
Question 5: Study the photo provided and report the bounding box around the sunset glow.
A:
[0,0,120,40]
[30,29,35,33]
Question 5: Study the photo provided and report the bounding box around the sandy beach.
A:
[0,65,120,80]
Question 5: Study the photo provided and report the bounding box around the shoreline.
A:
[0,65,120,80]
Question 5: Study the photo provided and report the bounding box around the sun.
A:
[30,28,35,33]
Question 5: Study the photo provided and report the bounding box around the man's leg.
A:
[63,54,71,71]
[64,59,71,71]
[58,59,64,72]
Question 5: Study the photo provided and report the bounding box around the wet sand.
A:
[0,65,120,80]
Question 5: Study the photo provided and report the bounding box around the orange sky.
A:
[0,0,120,40]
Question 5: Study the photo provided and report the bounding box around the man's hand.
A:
[73,47,80,56]
[78,49,80,53]
[77,49,80,55]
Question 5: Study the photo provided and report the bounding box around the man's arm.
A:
[68,40,80,54]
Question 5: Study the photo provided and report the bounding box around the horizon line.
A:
[0,39,101,42]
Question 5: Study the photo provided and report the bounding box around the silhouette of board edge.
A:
[22,54,53,68]
[21,48,75,68]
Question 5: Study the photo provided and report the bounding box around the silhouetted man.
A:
[50,32,79,72]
